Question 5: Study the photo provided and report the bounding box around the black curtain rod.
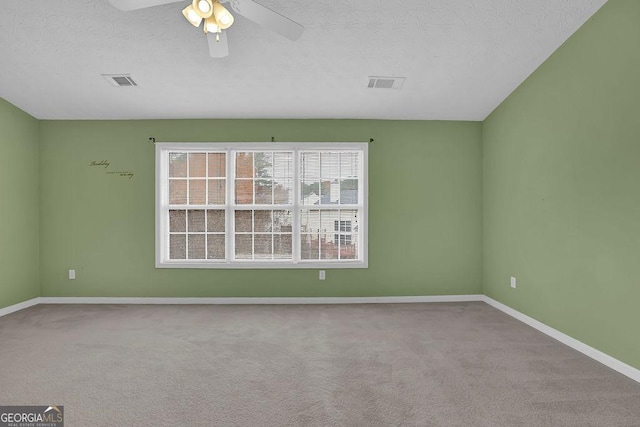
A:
[148,137,374,143]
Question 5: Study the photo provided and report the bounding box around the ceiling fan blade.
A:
[229,0,304,41]
[207,31,229,58]
[109,0,184,11]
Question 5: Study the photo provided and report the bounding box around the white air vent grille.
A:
[367,76,405,90]
[102,74,138,87]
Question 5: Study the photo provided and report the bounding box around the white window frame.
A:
[155,142,368,269]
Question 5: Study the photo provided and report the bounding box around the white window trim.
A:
[155,142,368,269]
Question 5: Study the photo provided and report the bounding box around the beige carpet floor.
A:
[0,302,639,426]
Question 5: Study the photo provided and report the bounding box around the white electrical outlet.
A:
[69,269,76,280]
[319,270,326,280]
[510,276,516,289]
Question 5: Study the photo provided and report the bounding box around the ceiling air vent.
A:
[102,74,138,87]
[367,76,405,90]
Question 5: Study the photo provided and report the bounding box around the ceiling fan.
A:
[109,0,304,58]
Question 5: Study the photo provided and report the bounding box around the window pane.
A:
[235,210,252,232]
[206,210,225,232]
[208,179,225,205]
[340,152,359,178]
[254,210,272,232]
[236,152,253,178]
[170,234,186,259]
[255,180,273,204]
[301,181,320,205]
[274,234,292,259]
[320,210,340,233]
[321,231,339,260]
[301,153,320,180]
[169,153,187,177]
[273,152,293,178]
[235,179,253,204]
[321,152,340,179]
[254,234,272,259]
[274,179,293,204]
[300,234,319,260]
[301,209,340,259]
[321,179,340,204]
[208,153,226,177]
[235,234,252,259]
[188,234,206,259]
[254,152,273,179]
[273,210,292,233]
[188,210,205,232]
[340,234,358,260]
[169,180,187,204]
[169,210,186,232]
[300,209,320,233]
[341,210,359,233]
[189,180,206,204]
[207,234,225,259]
[339,179,358,204]
[189,153,206,177]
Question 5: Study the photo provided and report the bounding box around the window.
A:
[156,143,368,268]
[334,220,352,247]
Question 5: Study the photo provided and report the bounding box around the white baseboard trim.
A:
[38,295,484,305]
[0,297,40,318]
[483,295,640,384]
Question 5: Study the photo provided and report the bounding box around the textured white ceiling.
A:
[0,0,607,120]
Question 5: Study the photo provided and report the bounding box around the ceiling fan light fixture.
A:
[204,17,220,34]
[192,0,214,18]
[213,1,234,29]
[182,5,203,27]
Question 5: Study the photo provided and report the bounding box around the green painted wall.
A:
[39,119,482,298]
[483,0,640,369]
[0,98,40,308]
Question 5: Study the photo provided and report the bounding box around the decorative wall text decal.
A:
[107,171,135,179]
[89,160,111,168]
[89,160,134,179]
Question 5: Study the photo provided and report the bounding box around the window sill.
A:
[155,260,368,269]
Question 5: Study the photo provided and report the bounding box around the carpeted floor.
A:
[0,302,639,426]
